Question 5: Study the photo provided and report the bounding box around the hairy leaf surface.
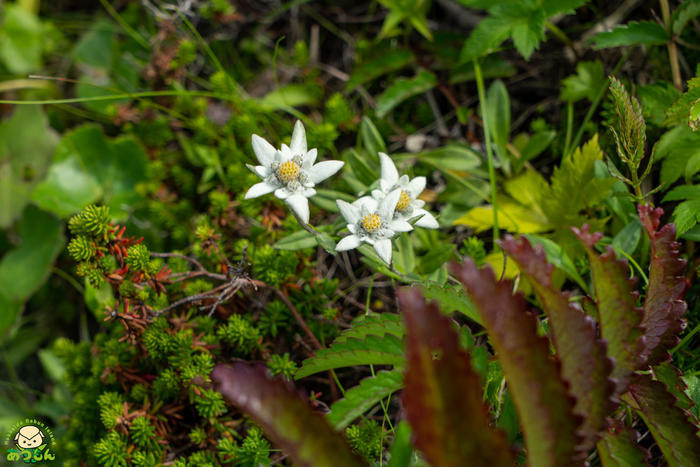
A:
[327,369,403,430]
[212,363,365,467]
[451,260,585,465]
[626,374,700,467]
[398,287,514,467]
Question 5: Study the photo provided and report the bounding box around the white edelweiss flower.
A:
[371,152,439,229]
[244,120,344,224]
[335,189,413,264]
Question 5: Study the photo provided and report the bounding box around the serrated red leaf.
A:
[626,374,700,466]
[572,224,645,391]
[451,260,586,465]
[501,236,616,451]
[638,204,688,365]
[398,287,514,467]
[212,363,366,467]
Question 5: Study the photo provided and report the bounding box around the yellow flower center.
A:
[361,213,382,233]
[277,160,300,183]
[395,190,411,211]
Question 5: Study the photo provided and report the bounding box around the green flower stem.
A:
[98,0,150,49]
[563,101,574,158]
[659,0,682,90]
[545,21,573,48]
[474,59,499,241]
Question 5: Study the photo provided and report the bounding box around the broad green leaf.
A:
[518,131,556,166]
[626,374,700,466]
[561,61,606,103]
[637,82,681,126]
[416,243,456,275]
[541,0,589,17]
[333,313,404,344]
[638,205,688,365]
[592,21,669,49]
[327,370,403,430]
[486,80,510,157]
[310,189,355,213]
[419,282,482,325]
[411,144,482,172]
[315,232,337,254]
[258,83,322,110]
[652,362,695,411]
[522,234,587,291]
[664,85,700,128]
[295,334,405,379]
[454,197,552,234]
[460,14,516,62]
[0,293,22,337]
[360,116,386,156]
[72,19,116,68]
[212,363,365,467]
[663,184,700,202]
[394,233,416,274]
[670,200,700,235]
[376,70,437,118]
[32,125,148,219]
[398,288,514,467]
[346,48,414,90]
[274,230,317,251]
[0,5,42,74]
[0,206,63,303]
[0,106,59,228]
[501,236,615,451]
[612,220,641,256]
[573,226,645,389]
[596,425,651,466]
[451,260,585,465]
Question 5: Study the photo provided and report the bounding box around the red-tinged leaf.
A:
[212,363,366,467]
[501,236,616,451]
[652,362,695,411]
[596,422,651,467]
[450,260,586,465]
[638,204,688,365]
[572,224,645,390]
[398,287,514,467]
[626,374,700,467]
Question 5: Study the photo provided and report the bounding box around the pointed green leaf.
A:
[387,421,413,467]
[334,313,404,344]
[460,11,518,62]
[360,116,386,156]
[327,370,403,430]
[212,363,365,467]
[596,423,651,467]
[486,80,510,156]
[501,236,615,451]
[274,230,318,250]
[376,70,437,118]
[626,374,700,467]
[398,287,514,467]
[638,205,688,365]
[295,334,405,379]
[419,282,481,325]
[573,225,645,390]
[592,21,669,49]
[346,48,414,90]
[561,61,606,103]
[672,0,700,35]
[451,260,585,465]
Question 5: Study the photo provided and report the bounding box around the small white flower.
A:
[244,121,344,224]
[335,189,413,264]
[371,152,439,229]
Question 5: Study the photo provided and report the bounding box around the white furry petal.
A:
[286,194,310,224]
[374,239,393,264]
[251,135,276,167]
[336,235,362,251]
[379,152,399,186]
[290,120,307,155]
[337,200,360,224]
[414,209,439,229]
[309,160,344,184]
[245,182,276,199]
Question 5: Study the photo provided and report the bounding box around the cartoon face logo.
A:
[13,426,44,450]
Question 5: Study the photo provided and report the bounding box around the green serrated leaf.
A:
[573,226,645,389]
[561,61,606,103]
[327,370,403,430]
[452,260,585,465]
[212,363,365,467]
[510,9,545,60]
[420,282,482,325]
[295,334,405,379]
[626,374,700,466]
[460,14,516,62]
[596,425,651,466]
[376,70,437,118]
[399,288,514,467]
[274,230,318,250]
[592,21,669,49]
[672,0,700,35]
